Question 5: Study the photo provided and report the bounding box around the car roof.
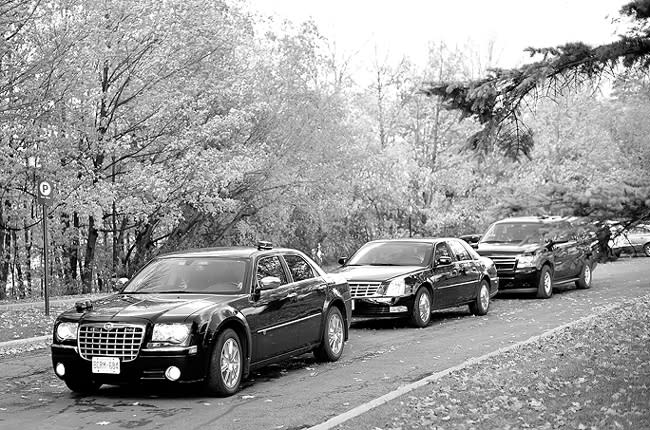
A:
[157,247,303,259]
[365,238,456,245]
[493,216,569,224]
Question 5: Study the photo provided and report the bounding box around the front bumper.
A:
[497,267,539,292]
[351,295,415,318]
[51,343,207,384]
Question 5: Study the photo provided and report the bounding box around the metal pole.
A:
[43,204,49,316]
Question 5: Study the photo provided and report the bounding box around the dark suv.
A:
[475,216,596,298]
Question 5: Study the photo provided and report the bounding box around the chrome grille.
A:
[78,323,145,362]
[488,256,518,274]
[348,281,382,298]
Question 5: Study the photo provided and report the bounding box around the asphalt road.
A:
[0,259,648,430]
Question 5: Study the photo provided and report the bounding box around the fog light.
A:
[55,363,66,377]
[165,366,181,381]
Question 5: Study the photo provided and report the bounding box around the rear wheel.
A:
[409,287,432,328]
[575,261,592,289]
[314,306,345,362]
[644,243,650,257]
[205,328,242,396]
[536,265,553,299]
[64,374,101,394]
[469,280,490,316]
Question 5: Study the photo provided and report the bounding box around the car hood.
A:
[476,243,543,256]
[333,265,424,282]
[59,293,237,322]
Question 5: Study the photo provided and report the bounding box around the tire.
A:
[469,280,490,316]
[535,265,553,299]
[205,328,243,396]
[64,374,101,394]
[314,306,345,362]
[644,243,650,257]
[409,287,432,328]
[575,261,592,289]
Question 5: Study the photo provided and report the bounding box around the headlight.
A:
[384,277,406,296]
[55,322,78,341]
[517,255,537,268]
[152,323,191,345]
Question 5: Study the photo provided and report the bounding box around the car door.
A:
[281,253,326,347]
[247,255,303,362]
[447,239,481,303]
[432,242,460,308]
[552,223,581,279]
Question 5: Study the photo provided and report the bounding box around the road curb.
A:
[307,297,643,430]
[0,335,51,355]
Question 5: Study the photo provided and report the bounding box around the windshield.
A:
[480,222,546,244]
[123,257,247,294]
[347,242,433,266]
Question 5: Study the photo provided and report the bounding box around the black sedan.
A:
[334,238,498,327]
[51,242,351,396]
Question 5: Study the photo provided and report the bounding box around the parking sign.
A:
[37,179,54,205]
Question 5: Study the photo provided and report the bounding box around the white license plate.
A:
[92,357,120,374]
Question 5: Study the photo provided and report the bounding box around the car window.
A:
[448,240,471,261]
[434,242,452,261]
[284,254,316,282]
[347,242,433,266]
[458,240,479,260]
[256,256,288,287]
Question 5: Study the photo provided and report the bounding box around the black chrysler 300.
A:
[334,238,499,327]
[51,243,351,396]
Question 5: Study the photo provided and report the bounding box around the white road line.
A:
[307,300,629,430]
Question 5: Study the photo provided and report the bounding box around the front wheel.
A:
[644,243,650,257]
[205,328,243,396]
[64,374,102,394]
[536,265,553,299]
[409,287,432,328]
[575,261,592,289]
[314,306,345,362]
[469,280,490,316]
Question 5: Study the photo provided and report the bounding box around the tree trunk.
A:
[81,216,99,293]
[61,212,80,294]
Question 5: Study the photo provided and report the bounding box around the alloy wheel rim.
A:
[480,284,489,310]
[419,292,431,322]
[544,272,552,294]
[584,265,591,285]
[645,244,650,256]
[328,313,344,354]
[220,338,241,389]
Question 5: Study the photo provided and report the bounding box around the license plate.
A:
[92,357,120,374]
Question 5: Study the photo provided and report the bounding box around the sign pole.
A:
[43,204,49,316]
[37,178,53,316]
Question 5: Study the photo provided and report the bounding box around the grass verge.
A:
[336,295,650,430]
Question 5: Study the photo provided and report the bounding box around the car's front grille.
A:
[78,323,146,362]
[488,256,518,274]
[348,281,382,298]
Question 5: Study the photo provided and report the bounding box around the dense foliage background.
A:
[1,0,648,298]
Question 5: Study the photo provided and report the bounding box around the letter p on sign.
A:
[37,179,54,205]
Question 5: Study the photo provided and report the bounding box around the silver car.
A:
[612,225,650,257]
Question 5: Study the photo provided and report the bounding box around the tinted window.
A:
[448,240,471,261]
[347,242,433,266]
[434,243,452,261]
[284,254,316,282]
[123,258,246,294]
[256,256,288,287]
[481,222,545,244]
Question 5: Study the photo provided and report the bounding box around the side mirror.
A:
[112,277,129,291]
[436,256,452,266]
[338,257,348,266]
[258,276,281,291]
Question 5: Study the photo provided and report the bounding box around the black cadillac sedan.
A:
[51,242,351,396]
[334,238,498,327]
